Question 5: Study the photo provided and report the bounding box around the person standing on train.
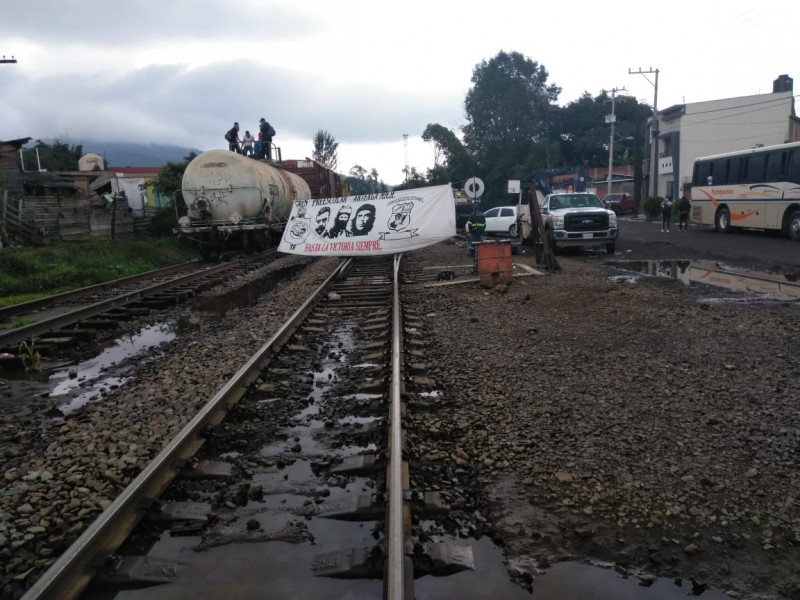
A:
[259,118,276,161]
[225,122,241,153]
[241,130,255,157]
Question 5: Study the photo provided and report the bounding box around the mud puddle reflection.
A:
[610,259,800,302]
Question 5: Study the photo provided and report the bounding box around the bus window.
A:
[787,150,800,184]
[765,151,785,181]
[744,154,766,183]
[712,159,728,184]
[694,161,711,186]
[728,157,742,184]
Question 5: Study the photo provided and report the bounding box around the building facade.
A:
[647,74,798,200]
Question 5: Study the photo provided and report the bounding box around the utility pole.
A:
[403,133,409,187]
[629,67,659,198]
[604,87,625,198]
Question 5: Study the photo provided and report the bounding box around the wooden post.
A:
[528,181,560,271]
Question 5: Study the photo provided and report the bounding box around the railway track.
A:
[0,252,277,359]
[15,254,473,600]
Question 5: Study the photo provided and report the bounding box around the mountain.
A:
[79,140,202,168]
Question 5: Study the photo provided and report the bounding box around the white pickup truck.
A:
[518,191,618,254]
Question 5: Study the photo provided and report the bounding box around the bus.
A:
[690,141,800,240]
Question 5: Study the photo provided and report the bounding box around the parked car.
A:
[602,193,638,215]
[483,206,518,236]
[541,192,618,254]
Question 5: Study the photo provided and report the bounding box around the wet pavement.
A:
[610,259,800,302]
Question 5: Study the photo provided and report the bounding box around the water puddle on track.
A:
[609,259,800,302]
[0,268,301,418]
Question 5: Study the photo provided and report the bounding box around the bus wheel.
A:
[715,207,731,233]
[787,209,800,241]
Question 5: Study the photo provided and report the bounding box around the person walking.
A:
[225,122,241,153]
[661,196,674,232]
[678,194,691,231]
[465,204,486,256]
[241,130,255,157]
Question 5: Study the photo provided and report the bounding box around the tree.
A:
[346,164,389,195]
[21,139,83,172]
[312,130,338,170]
[154,160,190,212]
[421,123,475,186]
[462,51,561,201]
[349,165,367,180]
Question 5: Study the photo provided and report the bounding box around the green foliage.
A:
[0,239,198,306]
[18,339,41,370]
[643,196,664,220]
[421,123,475,185]
[462,51,561,201]
[21,139,83,172]
[154,160,189,212]
[312,130,339,170]
[149,205,179,235]
[346,165,389,195]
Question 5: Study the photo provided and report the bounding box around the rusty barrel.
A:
[476,240,512,288]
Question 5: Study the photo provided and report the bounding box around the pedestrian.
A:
[241,130,255,157]
[678,194,691,231]
[465,204,486,256]
[661,196,674,232]
[258,118,276,161]
[225,122,241,153]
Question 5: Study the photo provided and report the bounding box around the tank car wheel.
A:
[715,207,731,233]
[785,209,800,241]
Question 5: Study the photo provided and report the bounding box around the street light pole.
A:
[629,67,659,198]
[605,87,624,197]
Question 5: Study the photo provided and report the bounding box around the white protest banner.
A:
[278,184,456,256]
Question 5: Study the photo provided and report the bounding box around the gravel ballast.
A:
[402,239,800,599]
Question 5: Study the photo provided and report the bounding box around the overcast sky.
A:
[2,0,797,185]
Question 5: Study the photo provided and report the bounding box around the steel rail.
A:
[22,258,351,600]
[386,253,406,599]
[0,260,202,321]
[0,261,241,349]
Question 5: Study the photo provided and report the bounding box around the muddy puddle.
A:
[610,259,800,302]
[0,268,301,419]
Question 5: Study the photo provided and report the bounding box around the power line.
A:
[679,93,798,120]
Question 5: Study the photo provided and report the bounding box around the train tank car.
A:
[176,149,311,259]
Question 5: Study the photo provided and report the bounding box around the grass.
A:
[0,237,199,307]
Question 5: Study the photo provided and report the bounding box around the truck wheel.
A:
[606,242,616,254]
[509,223,518,237]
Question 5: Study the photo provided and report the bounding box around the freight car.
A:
[279,158,342,200]
[176,150,336,259]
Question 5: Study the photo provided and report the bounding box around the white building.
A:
[647,74,799,199]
